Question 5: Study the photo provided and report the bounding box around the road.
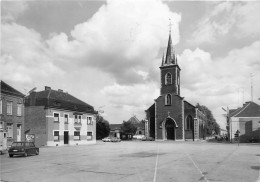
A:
[1,141,259,182]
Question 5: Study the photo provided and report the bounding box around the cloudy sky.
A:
[1,0,260,128]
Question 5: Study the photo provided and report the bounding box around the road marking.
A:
[153,145,159,182]
[186,153,209,182]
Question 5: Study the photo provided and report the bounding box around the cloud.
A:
[189,1,260,45]
[1,1,29,22]
[179,41,260,128]
[0,23,63,87]
[46,0,181,85]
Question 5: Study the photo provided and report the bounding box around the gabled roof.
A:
[128,115,140,124]
[25,88,96,114]
[0,80,25,97]
[230,101,260,118]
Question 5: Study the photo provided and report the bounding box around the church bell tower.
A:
[160,33,181,96]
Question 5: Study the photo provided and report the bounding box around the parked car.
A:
[141,136,155,141]
[102,137,112,142]
[8,141,39,157]
[111,137,121,142]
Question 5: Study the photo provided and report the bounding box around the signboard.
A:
[26,134,35,142]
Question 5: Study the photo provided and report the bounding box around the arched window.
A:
[186,115,193,130]
[165,73,172,85]
[165,94,172,105]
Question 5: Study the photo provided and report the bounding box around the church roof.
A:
[1,80,25,98]
[128,115,140,124]
[229,101,260,118]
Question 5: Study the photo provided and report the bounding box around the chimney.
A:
[45,86,51,91]
[58,89,63,92]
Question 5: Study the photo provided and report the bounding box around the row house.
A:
[0,81,25,146]
[25,86,97,147]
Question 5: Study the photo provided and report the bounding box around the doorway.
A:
[64,131,69,144]
[165,119,175,140]
[17,124,21,141]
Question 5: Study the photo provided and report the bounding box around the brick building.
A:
[145,33,206,141]
[0,81,25,146]
[229,101,260,143]
[25,86,97,147]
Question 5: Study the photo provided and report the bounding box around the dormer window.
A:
[165,94,172,106]
[165,73,172,85]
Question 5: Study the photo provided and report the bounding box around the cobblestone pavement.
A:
[1,141,259,182]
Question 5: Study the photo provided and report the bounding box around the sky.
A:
[1,0,260,129]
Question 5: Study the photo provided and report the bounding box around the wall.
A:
[24,106,47,146]
[46,109,96,146]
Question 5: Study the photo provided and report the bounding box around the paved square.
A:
[1,141,259,182]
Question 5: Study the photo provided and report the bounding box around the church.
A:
[145,32,206,141]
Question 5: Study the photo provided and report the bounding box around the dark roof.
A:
[230,101,260,117]
[110,124,122,131]
[25,89,96,114]
[0,80,25,97]
[128,116,140,124]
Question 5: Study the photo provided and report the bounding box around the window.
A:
[87,117,93,125]
[74,131,80,140]
[165,73,172,85]
[0,100,2,114]
[7,123,13,138]
[7,101,12,115]
[165,94,172,105]
[186,116,193,130]
[87,132,92,140]
[17,104,22,116]
[54,113,59,123]
[64,114,69,123]
[54,131,59,141]
[74,115,81,124]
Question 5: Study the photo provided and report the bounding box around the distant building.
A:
[24,86,97,146]
[229,101,260,143]
[109,116,145,140]
[145,33,206,141]
[0,81,25,146]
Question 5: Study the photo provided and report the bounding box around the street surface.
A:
[1,141,260,182]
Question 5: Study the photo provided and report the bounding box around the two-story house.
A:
[25,86,97,147]
[0,81,25,146]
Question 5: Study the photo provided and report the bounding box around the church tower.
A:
[160,33,181,99]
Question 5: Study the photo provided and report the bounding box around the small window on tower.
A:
[165,73,172,85]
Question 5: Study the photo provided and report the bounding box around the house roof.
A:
[128,115,140,124]
[1,80,25,97]
[25,88,96,114]
[229,101,260,117]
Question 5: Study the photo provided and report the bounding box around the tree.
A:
[96,115,110,140]
[196,103,220,136]
[120,120,137,135]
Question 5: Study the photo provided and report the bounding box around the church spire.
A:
[164,33,176,65]
[161,51,165,66]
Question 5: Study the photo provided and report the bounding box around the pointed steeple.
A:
[164,33,177,65]
[161,52,165,66]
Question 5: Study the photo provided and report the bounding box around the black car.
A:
[8,142,39,157]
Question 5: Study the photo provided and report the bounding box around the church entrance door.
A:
[165,119,175,140]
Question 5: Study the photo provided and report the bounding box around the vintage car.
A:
[102,137,112,142]
[8,142,39,157]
